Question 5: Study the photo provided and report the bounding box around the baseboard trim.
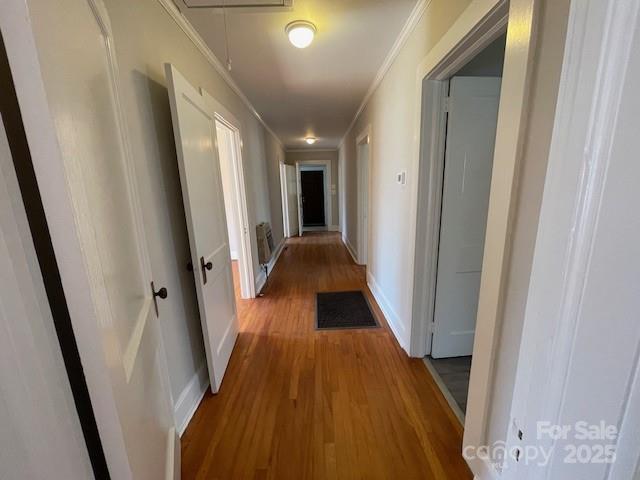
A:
[341,234,359,264]
[367,271,408,352]
[255,238,285,294]
[174,362,209,436]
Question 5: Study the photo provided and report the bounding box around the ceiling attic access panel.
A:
[182,0,293,11]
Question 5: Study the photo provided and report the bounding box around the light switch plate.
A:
[396,170,407,186]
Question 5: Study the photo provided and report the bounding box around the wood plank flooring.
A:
[181,233,472,479]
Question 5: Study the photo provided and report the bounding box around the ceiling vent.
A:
[182,0,293,11]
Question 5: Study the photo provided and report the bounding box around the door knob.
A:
[154,286,168,299]
[151,281,168,317]
[200,256,213,284]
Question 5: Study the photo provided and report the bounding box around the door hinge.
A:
[443,96,450,113]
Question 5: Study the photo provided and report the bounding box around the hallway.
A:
[181,233,472,479]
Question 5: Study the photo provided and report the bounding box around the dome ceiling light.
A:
[286,20,316,49]
[305,136,317,145]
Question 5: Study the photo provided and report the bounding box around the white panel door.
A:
[285,164,299,236]
[19,1,178,478]
[165,64,238,393]
[0,114,93,480]
[431,77,501,359]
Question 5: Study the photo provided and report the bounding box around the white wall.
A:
[285,149,340,228]
[102,0,285,416]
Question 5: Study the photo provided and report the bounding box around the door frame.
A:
[356,126,371,265]
[410,1,509,358]
[295,159,332,233]
[406,0,537,475]
[201,91,256,299]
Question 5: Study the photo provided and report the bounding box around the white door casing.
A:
[165,64,239,393]
[431,77,501,359]
[356,129,370,266]
[296,159,332,233]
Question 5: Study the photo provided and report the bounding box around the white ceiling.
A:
[177,0,419,149]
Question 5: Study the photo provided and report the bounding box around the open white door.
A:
[285,164,299,236]
[3,0,179,477]
[165,64,238,393]
[431,77,501,358]
[0,112,94,479]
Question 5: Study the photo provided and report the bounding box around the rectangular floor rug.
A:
[316,290,379,330]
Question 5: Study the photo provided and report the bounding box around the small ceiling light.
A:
[286,21,316,49]
[305,136,317,145]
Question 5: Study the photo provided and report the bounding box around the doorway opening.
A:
[296,160,332,234]
[422,32,506,423]
[210,108,255,300]
[356,127,371,266]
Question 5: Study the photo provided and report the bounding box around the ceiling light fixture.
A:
[286,20,316,49]
[305,136,317,145]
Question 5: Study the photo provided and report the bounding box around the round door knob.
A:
[204,261,213,270]
[154,286,168,299]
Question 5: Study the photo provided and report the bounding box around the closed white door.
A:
[357,142,369,265]
[431,76,501,359]
[286,164,299,236]
[165,64,238,393]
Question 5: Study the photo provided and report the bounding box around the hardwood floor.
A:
[182,233,472,479]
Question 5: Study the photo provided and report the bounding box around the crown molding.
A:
[338,0,432,149]
[156,0,284,149]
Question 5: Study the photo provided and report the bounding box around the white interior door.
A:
[0,114,94,480]
[165,64,238,393]
[357,142,369,265]
[431,76,501,359]
[285,165,299,236]
[13,1,179,477]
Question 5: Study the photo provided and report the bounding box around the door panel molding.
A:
[85,0,157,383]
